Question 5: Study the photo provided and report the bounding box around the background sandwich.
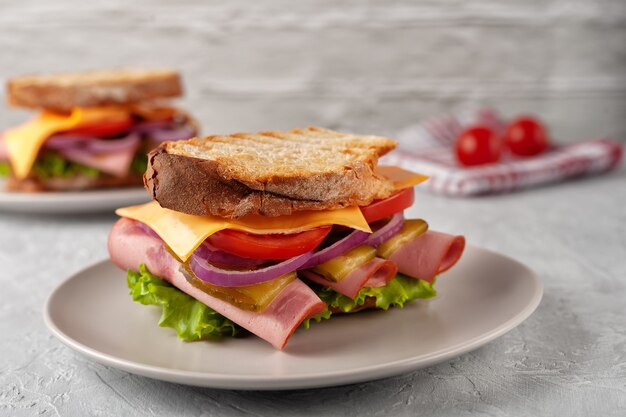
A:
[0,68,198,192]
[108,127,465,349]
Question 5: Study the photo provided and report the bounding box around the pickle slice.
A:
[311,245,377,282]
[377,219,428,259]
[182,263,296,312]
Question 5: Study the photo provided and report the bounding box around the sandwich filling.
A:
[0,105,196,190]
[109,169,466,350]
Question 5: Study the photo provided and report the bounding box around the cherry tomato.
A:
[454,126,501,166]
[64,117,134,137]
[360,187,414,223]
[504,116,549,156]
[207,226,332,260]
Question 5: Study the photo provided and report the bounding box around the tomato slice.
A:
[207,226,332,260]
[207,188,415,260]
[360,187,414,223]
[64,117,134,137]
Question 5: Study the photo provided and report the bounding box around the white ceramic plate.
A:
[0,182,148,214]
[44,246,542,390]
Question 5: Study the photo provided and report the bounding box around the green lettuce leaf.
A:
[32,152,100,179]
[303,274,437,329]
[127,264,241,340]
[0,162,10,177]
[125,265,437,339]
[1,151,146,179]
[130,153,148,174]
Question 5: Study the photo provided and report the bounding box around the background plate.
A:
[0,184,149,214]
[44,246,542,390]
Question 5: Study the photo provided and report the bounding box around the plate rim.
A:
[43,246,543,390]
[0,186,145,199]
[0,185,148,213]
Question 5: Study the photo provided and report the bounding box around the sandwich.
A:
[108,127,466,349]
[0,68,197,192]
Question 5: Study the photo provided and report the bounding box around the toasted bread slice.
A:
[145,127,397,218]
[7,68,182,112]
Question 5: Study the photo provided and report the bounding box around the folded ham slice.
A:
[301,257,398,299]
[108,218,326,350]
[388,230,465,283]
[0,135,8,160]
[58,145,138,178]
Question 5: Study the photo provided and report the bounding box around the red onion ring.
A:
[133,120,173,134]
[300,229,370,269]
[45,132,140,153]
[148,125,196,142]
[365,213,404,247]
[45,134,90,150]
[195,242,268,267]
[84,132,140,153]
[188,250,313,287]
[45,120,193,153]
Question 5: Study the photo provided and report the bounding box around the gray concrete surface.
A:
[1,1,625,415]
[1,169,625,416]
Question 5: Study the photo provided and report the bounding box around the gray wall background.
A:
[1,0,625,143]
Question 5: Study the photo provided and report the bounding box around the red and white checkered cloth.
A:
[381,109,623,196]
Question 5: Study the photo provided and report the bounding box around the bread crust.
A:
[145,128,397,218]
[145,148,368,218]
[7,68,182,112]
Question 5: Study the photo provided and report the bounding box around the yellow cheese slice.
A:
[116,201,372,261]
[3,107,131,179]
[376,165,429,190]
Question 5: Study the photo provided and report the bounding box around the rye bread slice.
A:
[145,127,397,218]
[7,68,182,112]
